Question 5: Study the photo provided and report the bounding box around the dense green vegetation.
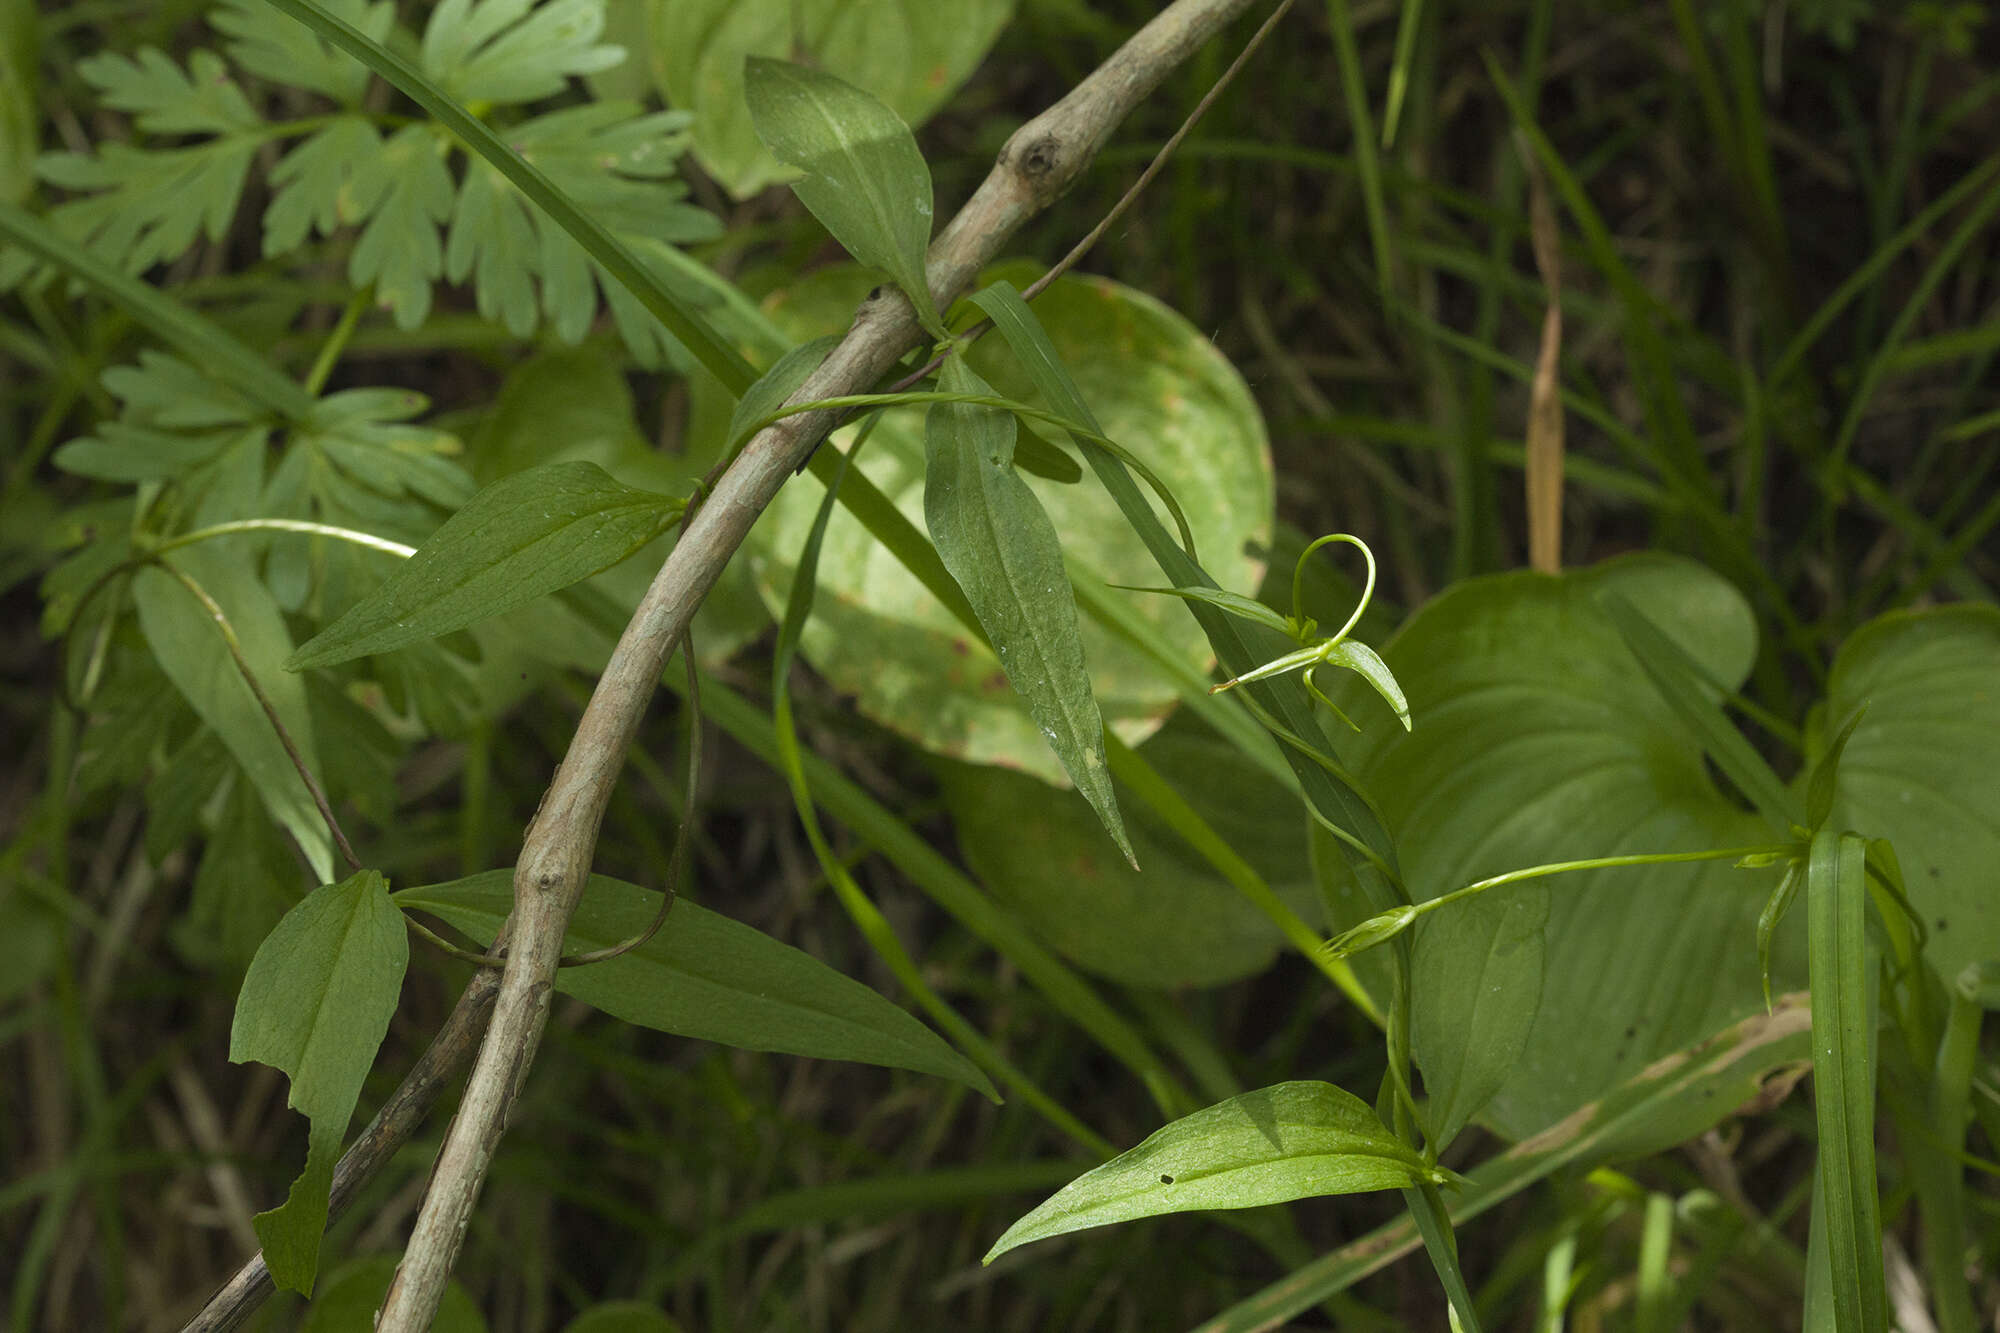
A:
[4,0,1998,1329]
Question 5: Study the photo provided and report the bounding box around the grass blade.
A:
[1807,829,1885,1333]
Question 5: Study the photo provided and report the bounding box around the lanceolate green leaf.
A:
[289,460,679,669]
[744,57,942,334]
[984,1081,1439,1263]
[743,264,1271,786]
[395,872,995,1097]
[132,549,333,882]
[1193,999,1815,1331]
[969,277,1399,903]
[1116,584,1296,637]
[230,870,409,1294]
[925,357,1132,865]
[1807,829,1885,1333]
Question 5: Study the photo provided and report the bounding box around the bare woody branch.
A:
[184,2,1270,1327]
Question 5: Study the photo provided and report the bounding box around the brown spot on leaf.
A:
[981,671,1008,692]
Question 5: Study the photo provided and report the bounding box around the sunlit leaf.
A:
[744,57,941,332]
[985,1082,1438,1262]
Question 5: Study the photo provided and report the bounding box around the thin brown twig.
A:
[1520,130,1566,574]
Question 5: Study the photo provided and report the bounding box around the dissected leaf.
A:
[78,47,258,135]
[175,773,309,972]
[133,549,333,882]
[348,124,454,329]
[40,139,259,274]
[263,117,388,256]
[651,0,1014,198]
[289,460,678,669]
[421,0,624,106]
[445,102,718,360]
[394,871,995,1096]
[985,1081,1438,1262]
[925,357,1131,863]
[744,57,941,332]
[297,385,471,509]
[230,870,409,1294]
[212,0,395,105]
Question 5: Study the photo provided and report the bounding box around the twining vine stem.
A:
[352,1,1277,1328]
[186,3,1285,1323]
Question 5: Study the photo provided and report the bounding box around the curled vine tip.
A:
[1322,904,1418,959]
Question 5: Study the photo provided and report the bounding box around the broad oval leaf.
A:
[740,263,1273,784]
[133,549,333,883]
[288,460,679,669]
[650,0,1014,199]
[984,1081,1438,1263]
[1413,880,1547,1152]
[230,870,410,1294]
[394,871,996,1098]
[938,711,1321,987]
[926,357,1131,863]
[1825,605,2000,977]
[1316,553,1788,1141]
[744,57,940,332]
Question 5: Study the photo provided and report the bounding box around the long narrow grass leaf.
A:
[1807,829,1885,1333]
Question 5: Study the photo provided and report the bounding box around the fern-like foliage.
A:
[20,0,719,365]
